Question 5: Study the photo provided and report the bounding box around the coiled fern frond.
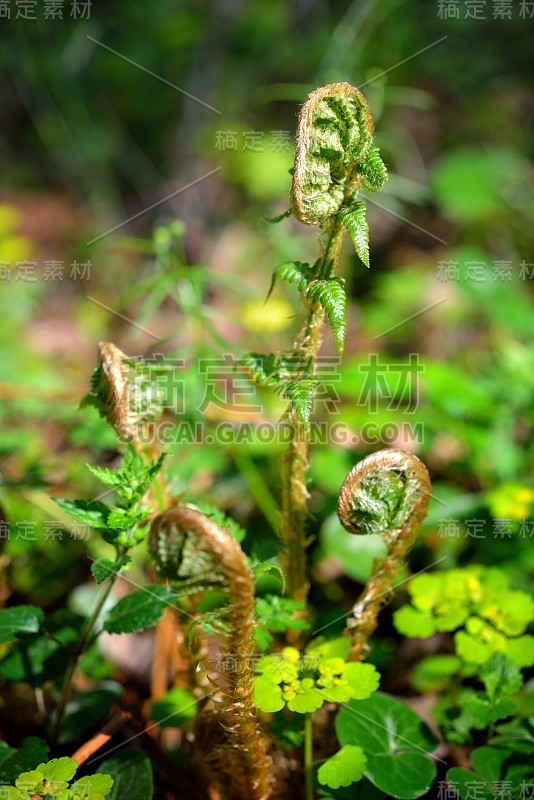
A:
[291,82,386,227]
[149,506,272,800]
[337,449,431,660]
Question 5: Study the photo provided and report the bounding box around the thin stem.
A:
[280,215,347,607]
[52,574,118,746]
[304,713,314,800]
[231,445,281,535]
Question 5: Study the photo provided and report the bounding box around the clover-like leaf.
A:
[342,662,380,700]
[317,745,367,789]
[254,675,285,713]
[71,773,114,799]
[36,757,77,783]
[286,681,324,714]
[393,606,436,639]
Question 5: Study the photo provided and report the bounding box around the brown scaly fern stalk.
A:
[337,448,431,661]
[280,83,386,607]
[149,506,272,800]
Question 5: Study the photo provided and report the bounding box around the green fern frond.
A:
[240,352,281,386]
[283,379,317,429]
[339,200,370,268]
[307,277,347,355]
[267,261,314,299]
[358,145,388,191]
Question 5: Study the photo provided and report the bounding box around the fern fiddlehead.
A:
[337,449,431,661]
[81,341,164,441]
[291,82,374,226]
[149,506,272,800]
[280,84,387,611]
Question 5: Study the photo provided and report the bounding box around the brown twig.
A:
[70,711,131,767]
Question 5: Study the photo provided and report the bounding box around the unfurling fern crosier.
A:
[291,82,386,227]
[149,507,272,800]
[81,341,163,441]
[337,449,431,661]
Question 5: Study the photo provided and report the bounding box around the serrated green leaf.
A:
[86,464,123,492]
[268,261,312,299]
[339,201,370,268]
[480,655,523,701]
[98,749,153,800]
[307,278,347,354]
[107,506,146,531]
[359,146,388,191]
[91,559,120,585]
[284,379,316,429]
[240,352,282,387]
[0,606,44,643]
[36,757,77,783]
[317,745,367,789]
[104,586,175,635]
[71,773,114,799]
[54,499,110,529]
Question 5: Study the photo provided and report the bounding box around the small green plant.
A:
[0,757,113,800]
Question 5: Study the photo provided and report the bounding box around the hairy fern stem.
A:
[149,506,272,800]
[280,215,348,605]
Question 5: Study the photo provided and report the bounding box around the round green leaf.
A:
[254,675,285,712]
[342,662,380,700]
[336,692,439,799]
[317,745,367,789]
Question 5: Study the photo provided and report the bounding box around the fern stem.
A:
[280,214,347,607]
[149,507,272,800]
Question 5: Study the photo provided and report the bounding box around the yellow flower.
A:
[241,298,293,333]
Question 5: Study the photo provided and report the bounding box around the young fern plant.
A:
[243,83,388,605]
[337,449,431,660]
[149,506,272,800]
